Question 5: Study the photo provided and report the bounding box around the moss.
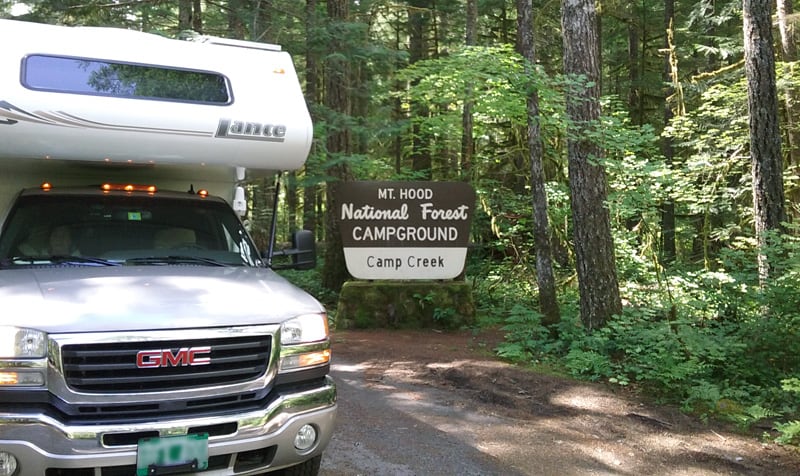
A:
[335,281,475,330]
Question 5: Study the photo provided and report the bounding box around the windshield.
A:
[0,193,261,267]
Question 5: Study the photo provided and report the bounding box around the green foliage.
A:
[486,251,800,441]
[277,260,338,310]
[394,44,566,182]
[774,420,800,445]
[494,304,549,361]
[775,380,800,444]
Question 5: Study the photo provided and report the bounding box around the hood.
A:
[0,266,323,333]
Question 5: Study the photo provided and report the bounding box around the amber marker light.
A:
[0,372,18,385]
[198,189,209,198]
[100,184,157,193]
[300,349,331,367]
[40,182,52,191]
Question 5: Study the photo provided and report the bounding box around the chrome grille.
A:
[61,334,271,392]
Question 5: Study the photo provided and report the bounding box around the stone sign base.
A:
[335,280,475,330]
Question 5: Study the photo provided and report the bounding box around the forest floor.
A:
[325,328,800,475]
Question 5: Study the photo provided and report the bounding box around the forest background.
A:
[3,0,800,446]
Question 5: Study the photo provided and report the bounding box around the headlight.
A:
[279,313,330,373]
[0,327,48,388]
[280,314,329,345]
[0,327,47,358]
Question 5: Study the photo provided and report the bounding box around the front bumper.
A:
[0,377,336,476]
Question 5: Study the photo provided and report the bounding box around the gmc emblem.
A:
[136,347,212,368]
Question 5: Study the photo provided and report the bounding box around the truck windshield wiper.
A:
[125,256,230,267]
[5,255,121,266]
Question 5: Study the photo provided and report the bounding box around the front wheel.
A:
[268,455,322,476]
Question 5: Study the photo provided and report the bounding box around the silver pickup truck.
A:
[0,184,336,476]
[0,19,335,476]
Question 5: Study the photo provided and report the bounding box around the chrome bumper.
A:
[0,377,336,476]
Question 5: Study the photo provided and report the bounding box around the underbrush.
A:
[471,254,800,447]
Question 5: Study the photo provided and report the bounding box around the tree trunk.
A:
[660,0,677,263]
[392,14,404,175]
[743,0,786,284]
[777,0,800,210]
[627,5,641,126]
[561,0,622,330]
[286,171,298,232]
[227,0,246,39]
[409,0,432,179]
[192,0,202,32]
[516,0,560,326]
[178,0,192,31]
[303,0,320,235]
[460,0,477,179]
[322,0,353,292]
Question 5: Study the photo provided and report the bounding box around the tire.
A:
[269,455,322,476]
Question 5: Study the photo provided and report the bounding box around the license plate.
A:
[136,433,209,476]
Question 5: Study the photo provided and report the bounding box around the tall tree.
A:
[561,0,622,330]
[192,0,202,32]
[517,0,560,326]
[303,0,321,236]
[626,2,642,125]
[743,0,786,284]
[777,0,800,198]
[409,0,432,179]
[178,0,192,31]
[178,0,202,32]
[226,0,246,38]
[461,0,477,179]
[660,0,678,263]
[321,0,354,292]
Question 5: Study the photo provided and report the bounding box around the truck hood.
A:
[0,266,324,333]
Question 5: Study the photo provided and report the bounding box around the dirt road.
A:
[318,329,800,475]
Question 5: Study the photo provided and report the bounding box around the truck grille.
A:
[61,334,272,392]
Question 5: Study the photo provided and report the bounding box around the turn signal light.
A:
[0,372,17,385]
[0,371,44,386]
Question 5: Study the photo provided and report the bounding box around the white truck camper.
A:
[0,19,335,476]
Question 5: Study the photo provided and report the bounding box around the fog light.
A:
[0,451,18,476]
[294,424,317,451]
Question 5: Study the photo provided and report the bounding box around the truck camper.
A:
[0,18,334,476]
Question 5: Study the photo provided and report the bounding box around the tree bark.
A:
[409,0,432,179]
[627,4,641,126]
[227,0,246,39]
[777,0,800,209]
[516,0,560,326]
[303,0,320,235]
[460,0,477,179]
[660,0,676,263]
[322,0,353,292]
[561,0,622,330]
[178,0,192,31]
[192,0,202,32]
[743,0,786,284]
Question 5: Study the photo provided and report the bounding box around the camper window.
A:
[23,55,231,104]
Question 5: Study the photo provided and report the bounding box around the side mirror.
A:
[290,229,316,270]
[270,230,316,270]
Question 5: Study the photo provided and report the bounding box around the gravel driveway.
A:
[318,330,800,476]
